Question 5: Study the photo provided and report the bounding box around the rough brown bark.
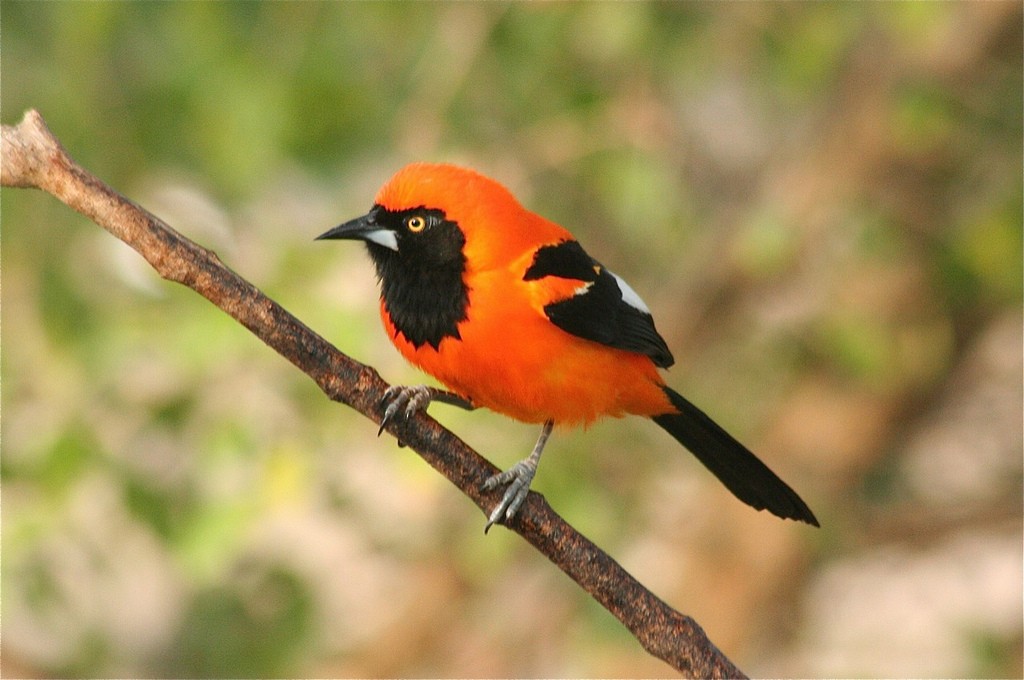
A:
[2,109,746,678]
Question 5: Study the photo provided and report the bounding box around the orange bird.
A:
[318,163,817,530]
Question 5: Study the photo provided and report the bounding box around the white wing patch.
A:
[610,271,651,314]
[574,281,595,296]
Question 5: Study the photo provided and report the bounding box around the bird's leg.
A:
[482,419,554,532]
[378,385,474,435]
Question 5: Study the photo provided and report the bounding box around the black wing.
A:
[523,240,674,368]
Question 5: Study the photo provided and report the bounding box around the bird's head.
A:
[317,162,570,273]
[317,163,516,348]
[317,163,503,264]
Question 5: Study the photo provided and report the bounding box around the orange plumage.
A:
[376,164,671,424]
[318,162,817,529]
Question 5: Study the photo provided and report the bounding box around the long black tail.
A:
[652,386,818,526]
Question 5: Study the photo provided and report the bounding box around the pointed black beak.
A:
[316,212,374,241]
[316,211,398,250]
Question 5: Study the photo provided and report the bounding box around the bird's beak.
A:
[316,212,398,251]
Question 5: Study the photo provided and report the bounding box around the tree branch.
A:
[2,109,746,678]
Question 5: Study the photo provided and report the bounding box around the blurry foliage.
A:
[2,2,1022,678]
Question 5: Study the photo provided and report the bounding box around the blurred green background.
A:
[2,2,1021,677]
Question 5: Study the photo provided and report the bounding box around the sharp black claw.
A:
[378,386,399,435]
[377,401,398,435]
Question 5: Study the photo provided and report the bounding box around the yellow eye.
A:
[406,215,427,233]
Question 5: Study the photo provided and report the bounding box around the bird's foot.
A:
[481,459,537,533]
[378,384,435,435]
[378,385,474,437]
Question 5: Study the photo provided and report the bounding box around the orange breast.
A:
[380,260,674,425]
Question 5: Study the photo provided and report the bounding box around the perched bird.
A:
[317,163,818,530]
